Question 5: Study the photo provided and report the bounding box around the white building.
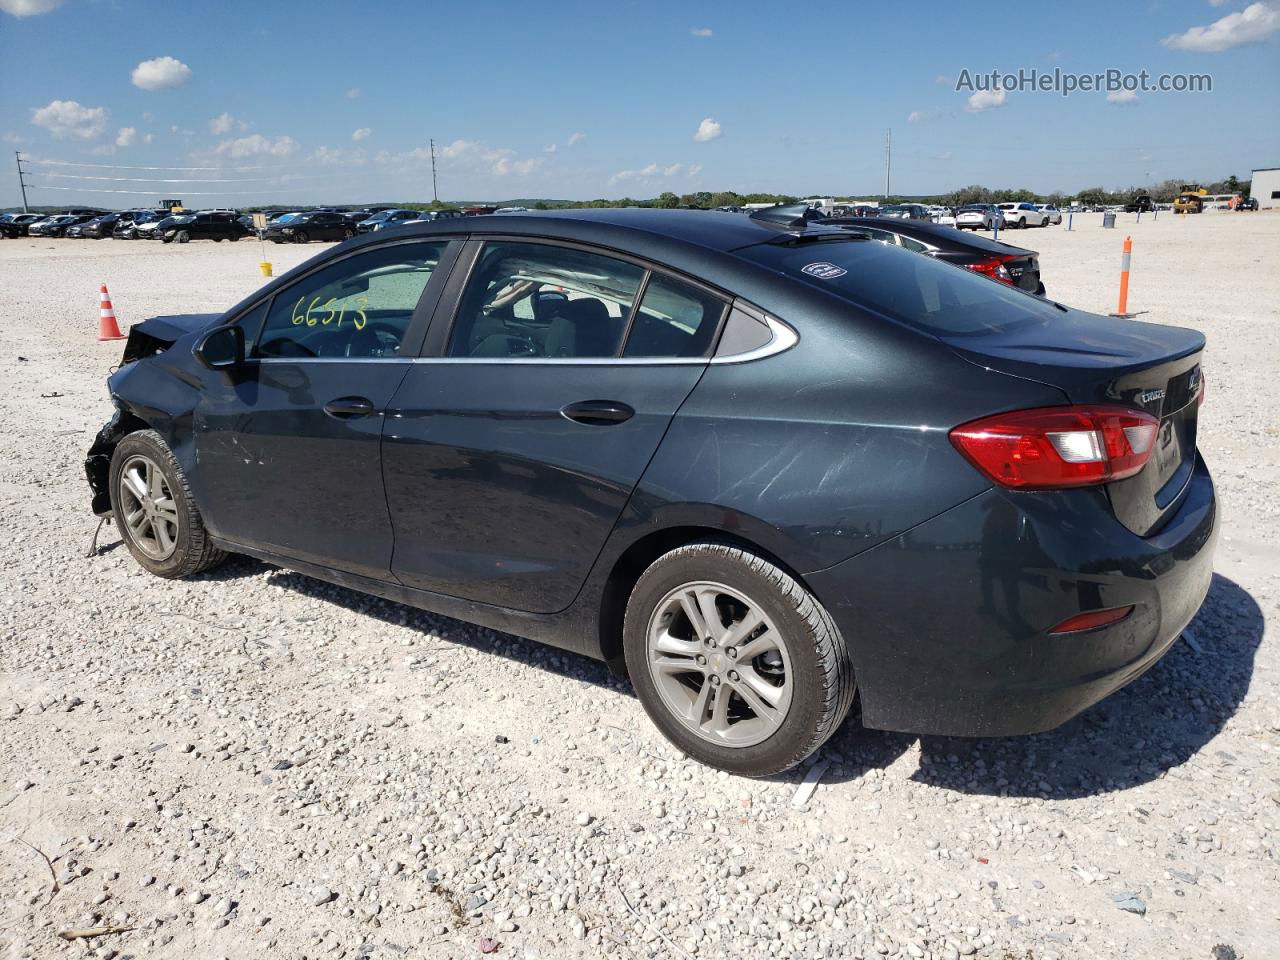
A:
[1252,167,1280,209]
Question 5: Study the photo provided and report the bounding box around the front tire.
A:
[176,230,190,243]
[110,430,226,579]
[623,542,854,777]
[295,230,310,243]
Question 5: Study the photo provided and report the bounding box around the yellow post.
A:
[259,262,273,278]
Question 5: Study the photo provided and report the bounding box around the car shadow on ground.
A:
[197,559,1263,800]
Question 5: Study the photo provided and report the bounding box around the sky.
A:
[1,0,1278,207]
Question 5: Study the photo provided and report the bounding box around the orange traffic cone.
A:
[98,283,126,341]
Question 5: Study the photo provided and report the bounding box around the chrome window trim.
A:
[406,356,707,366]
[710,314,798,365]
[254,356,414,364]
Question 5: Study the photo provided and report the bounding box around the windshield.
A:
[275,213,300,223]
[738,238,1061,338]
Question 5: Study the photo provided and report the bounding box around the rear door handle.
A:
[323,396,376,419]
[561,400,635,426]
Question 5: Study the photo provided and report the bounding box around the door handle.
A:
[323,396,376,419]
[561,400,635,426]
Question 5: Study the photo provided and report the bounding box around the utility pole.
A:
[15,152,30,212]
[429,139,439,204]
[884,129,891,200]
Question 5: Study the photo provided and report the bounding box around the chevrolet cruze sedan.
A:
[85,207,1216,776]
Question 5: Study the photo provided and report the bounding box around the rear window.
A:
[738,238,1060,338]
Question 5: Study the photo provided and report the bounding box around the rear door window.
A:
[447,242,644,358]
[622,275,725,358]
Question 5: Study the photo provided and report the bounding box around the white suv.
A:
[997,202,1047,228]
[1035,204,1063,225]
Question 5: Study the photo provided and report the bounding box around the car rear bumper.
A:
[806,452,1217,737]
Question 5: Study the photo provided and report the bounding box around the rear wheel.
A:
[623,542,854,777]
[295,230,310,243]
[1016,218,1026,228]
[110,430,226,579]
[343,228,354,240]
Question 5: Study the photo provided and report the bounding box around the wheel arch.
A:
[86,406,153,516]
[595,524,814,677]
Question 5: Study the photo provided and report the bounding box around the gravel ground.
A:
[1,214,1277,960]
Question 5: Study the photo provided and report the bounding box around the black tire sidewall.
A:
[110,432,201,578]
[623,545,843,777]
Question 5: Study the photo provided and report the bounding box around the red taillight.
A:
[1049,605,1134,635]
[964,255,1017,285]
[949,405,1159,490]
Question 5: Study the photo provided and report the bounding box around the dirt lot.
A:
[1,214,1277,960]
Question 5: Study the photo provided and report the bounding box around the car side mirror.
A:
[194,324,244,370]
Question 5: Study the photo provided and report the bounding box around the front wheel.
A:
[176,230,190,243]
[110,430,226,578]
[623,542,855,777]
[343,229,354,240]
[294,230,310,243]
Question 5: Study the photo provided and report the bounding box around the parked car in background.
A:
[357,208,421,233]
[822,216,1046,296]
[1235,197,1259,211]
[116,211,161,239]
[402,209,464,227]
[955,204,1003,231]
[880,204,930,221]
[494,206,530,214]
[1123,195,1155,214]
[996,202,1047,228]
[84,206,1216,776]
[0,213,46,237]
[264,211,356,243]
[160,211,250,243]
[77,213,124,239]
[1035,204,1063,225]
[30,214,97,237]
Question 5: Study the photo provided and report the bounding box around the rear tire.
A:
[295,231,310,243]
[110,430,226,579]
[623,541,854,777]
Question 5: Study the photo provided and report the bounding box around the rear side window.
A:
[738,239,1059,337]
[447,242,644,358]
[623,276,725,358]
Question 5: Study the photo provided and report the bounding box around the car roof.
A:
[822,217,1034,255]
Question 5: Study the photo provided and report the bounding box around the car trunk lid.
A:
[945,308,1205,536]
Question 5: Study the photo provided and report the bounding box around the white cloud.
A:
[693,117,721,142]
[132,56,192,90]
[115,127,137,147]
[309,145,367,166]
[0,0,66,15]
[1162,2,1280,51]
[965,89,1007,112]
[344,87,361,99]
[609,161,696,185]
[351,127,371,141]
[690,27,712,37]
[90,144,115,156]
[908,109,941,123]
[143,133,153,144]
[567,131,586,146]
[544,143,558,153]
[383,139,540,178]
[1107,89,1140,105]
[215,133,296,158]
[209,112,235,135]
[1209,0,1230,6]
[31,99,106,139]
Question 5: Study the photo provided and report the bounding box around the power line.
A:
[25,158,283,172]
[42,172,293,184]
[30,184,301,196]
[15,152,30,212]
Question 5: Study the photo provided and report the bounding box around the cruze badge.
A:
[1137,389,1166,404]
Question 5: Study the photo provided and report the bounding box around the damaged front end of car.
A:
[84,312,220,517]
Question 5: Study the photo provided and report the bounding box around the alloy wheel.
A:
[645,580,793,748]
[117,454,180,561]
